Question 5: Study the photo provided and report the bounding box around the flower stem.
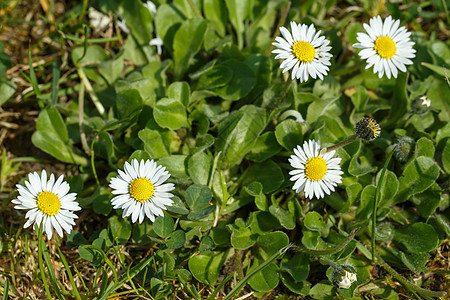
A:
[376,254,447,298]
[322,134,358,154]
[37,225,53,299]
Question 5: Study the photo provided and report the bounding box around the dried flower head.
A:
[355,117,381,142]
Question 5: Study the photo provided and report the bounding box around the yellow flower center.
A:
[374,36,396,59]
[36,191,61,216]
[129,177,154,203]
[305,157,327,181]
[292,41,316,63]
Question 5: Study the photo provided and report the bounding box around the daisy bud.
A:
[410,96,431,115]
[354,117,381,142]
[394,136,415,163]
[331,264,358,289]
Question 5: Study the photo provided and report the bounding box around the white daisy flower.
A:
[289,140,343,199]
[109,159,175,223]
[353,15,416,79]
[272,21,333,83]
[12,170,81,239]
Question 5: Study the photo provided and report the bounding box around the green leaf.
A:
[153,215,174,238]
[166,195,189,215]
[92,188,113,216]
[412,183,441,218]
[32,108,88,165]
[247,131,282,162]
[224,0,251,48]
[356,185,376,221]
[188,251,227,285]
[301,229,321,249]
[0,79,16,106]
[304,211,327,232]
[188,152,211,185]
[214,59,256,100]
[275,119,304,150]
[115,84,144,119]
[138,128,170,159]
[399,251,430,274]
[345,22,364,46]
[394,156,439,204]
[268,204,296,230]
[350,86,369,112]
[166,230,186,249]
[347,140,377,176]
[216,105,266,169]
[168,81,190,107]
[199,236,215,252]
[247,260,279,292]
[155,4,185,52]
[158,155,189,180]
[443,139,450,174]
[173,18,207,79]
[204,0,227,36]
[394,223,439,253]
[71,45,110,65]
[256,231,289,259]
[306,96,340,124]
[229,224,257,250]
[108,215,132,244]
[242,160,284,193]
[377,170,399,208]
[187,205,216,220]
[154,97,189,130]
[122,0,153,44]
[245,182,267,211]
[309,281,334,300]
[250,211,281,234]
[414,137,435,158]
[281,275,311,295]
[185,184,212,210]
[281,253,310,282]
[210,228,231,246]
[197,63,233,90]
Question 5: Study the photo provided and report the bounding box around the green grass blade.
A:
[37,225,53,299]
[223,243,293,300]
[83,245,118,283]
[50,59,61,107]
[57,248,82,300]
[2,278,9,300]
[207,273,234,300]
[372,147,396,262]
[27,48,44,109]
[178,275,201,300]
[96,255,155,300]
[41,238,65,299]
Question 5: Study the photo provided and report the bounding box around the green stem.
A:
[322,134,359,154]
[37,225,53,299]
[90,136,100,186]
[296,228,359,256]
[223,243,293,300]
[376,254,447,298]
[372,147,396,262]
[318,257,338,268]
[77,67,106,117]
